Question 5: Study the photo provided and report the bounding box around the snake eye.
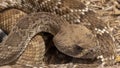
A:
[74,44,83,52]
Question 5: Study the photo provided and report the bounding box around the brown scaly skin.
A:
[16,35,46,66]
[0,0,119,66]
[0,9,75,66]
[0,9,46,66]
[0,9,72,66]
[0,6,93,68]
[0,9,26,33]
[0,12,98,66]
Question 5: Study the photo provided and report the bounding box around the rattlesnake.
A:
[0,12,98,65]
[0,9,76,66]
[0,0,119,67]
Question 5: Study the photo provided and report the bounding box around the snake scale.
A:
[0,11,98,66]
[0,9,77,66]
[0,0,120,67]
[0,9,48,66]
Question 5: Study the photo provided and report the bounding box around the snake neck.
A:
[14,12,67,35]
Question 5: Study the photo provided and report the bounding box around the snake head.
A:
[53,24,97,58]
